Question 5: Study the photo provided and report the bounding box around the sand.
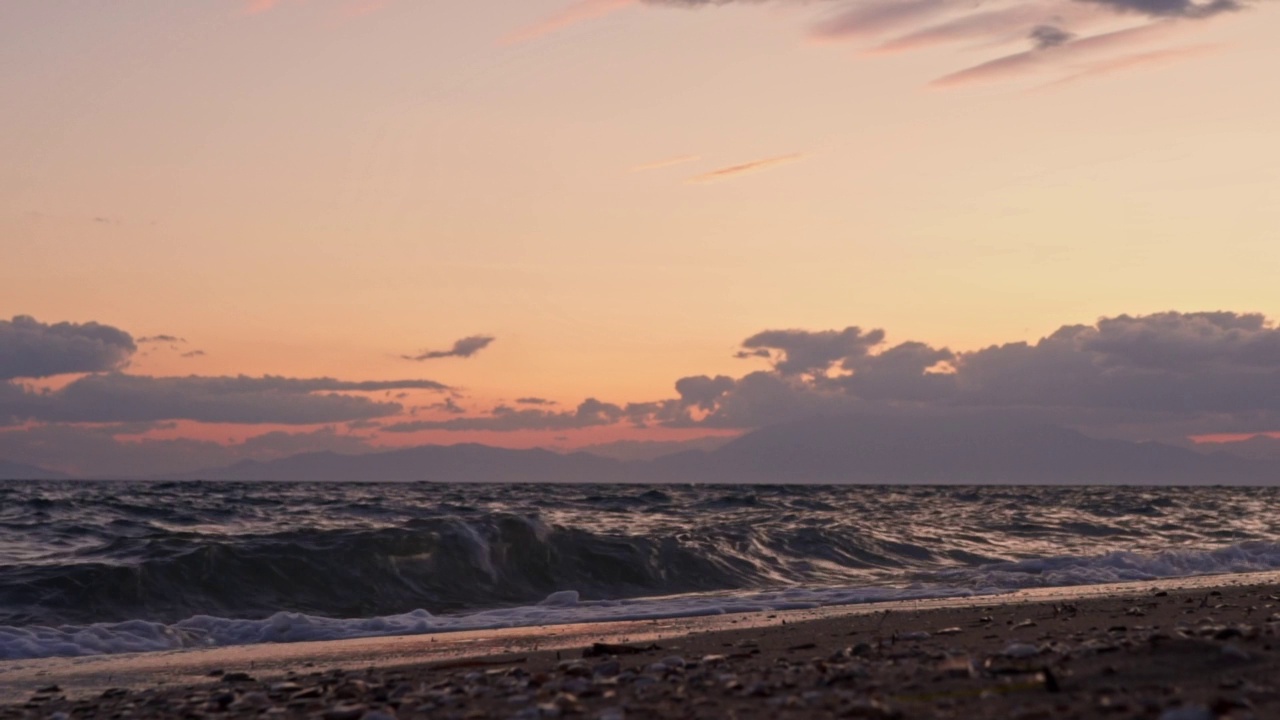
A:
[3,572,1280,719]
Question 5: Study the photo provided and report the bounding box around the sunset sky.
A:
[2,0,1279,475]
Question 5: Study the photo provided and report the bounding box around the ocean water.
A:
[2,481,1279,660]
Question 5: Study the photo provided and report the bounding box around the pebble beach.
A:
[5,577,1280,720]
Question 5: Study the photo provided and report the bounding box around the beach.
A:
[3,573,1278,719]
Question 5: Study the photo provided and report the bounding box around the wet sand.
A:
[4,572,1280,719]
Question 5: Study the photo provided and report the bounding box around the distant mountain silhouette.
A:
[0,458,69,480]
[650,414,1278,485]
[1192,435,1280,462]
[181,414,1280,485]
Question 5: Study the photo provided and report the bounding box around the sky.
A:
[2,0,1279,476]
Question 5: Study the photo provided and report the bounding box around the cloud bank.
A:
[384,398,625,432]
[0,316,136,380]
[1,374,450,426]
[613,311,1280,439]
[0,316,450,429]
[6,311,1280,475]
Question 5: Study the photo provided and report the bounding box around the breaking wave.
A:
[2,481,1279,659]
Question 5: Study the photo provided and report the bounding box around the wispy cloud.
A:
[1035,42,1221,89]
[631,155,702,172]
[689,154,804,184]
[596,0,1263,87]
[501,0,637,46]
[930,20,1181,87]
[868,3,1082,54]
[402,335,496,361]
[810,0,962,42]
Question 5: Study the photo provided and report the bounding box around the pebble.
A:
[8,585,1280,720]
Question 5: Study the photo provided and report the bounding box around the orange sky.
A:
[2,0,1279,473]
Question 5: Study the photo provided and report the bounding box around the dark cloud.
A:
[651,0,1252,20]
[1,374,449,425]
[1075,0,1245,17]
[639,0,1255,87]
[1030,24,1075,49]
[515,397,557,405]
[0,316,136,380]
[382,399,624,433]
[428,397,468,415]
[402,335,496,361]
[674,375,736,410]
[955,312,1280,413]
[619,311,1280,442]
[740,327,886,376]
[840,341,955,401]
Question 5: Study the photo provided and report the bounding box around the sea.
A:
[2,481,1279,661]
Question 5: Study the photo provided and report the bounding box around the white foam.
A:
[934,540,1280,589]
[5,541,1280,661]
[0,586,975,660]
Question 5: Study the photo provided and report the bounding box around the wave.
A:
[0,512,919,627]
[3,482,1280,661]
[6,541,1280,660]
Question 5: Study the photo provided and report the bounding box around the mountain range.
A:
[173,415,1278,485]
[0,458,69,480]
[5,415,1275,484]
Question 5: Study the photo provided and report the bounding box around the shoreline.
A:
[3,570,1280,716]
